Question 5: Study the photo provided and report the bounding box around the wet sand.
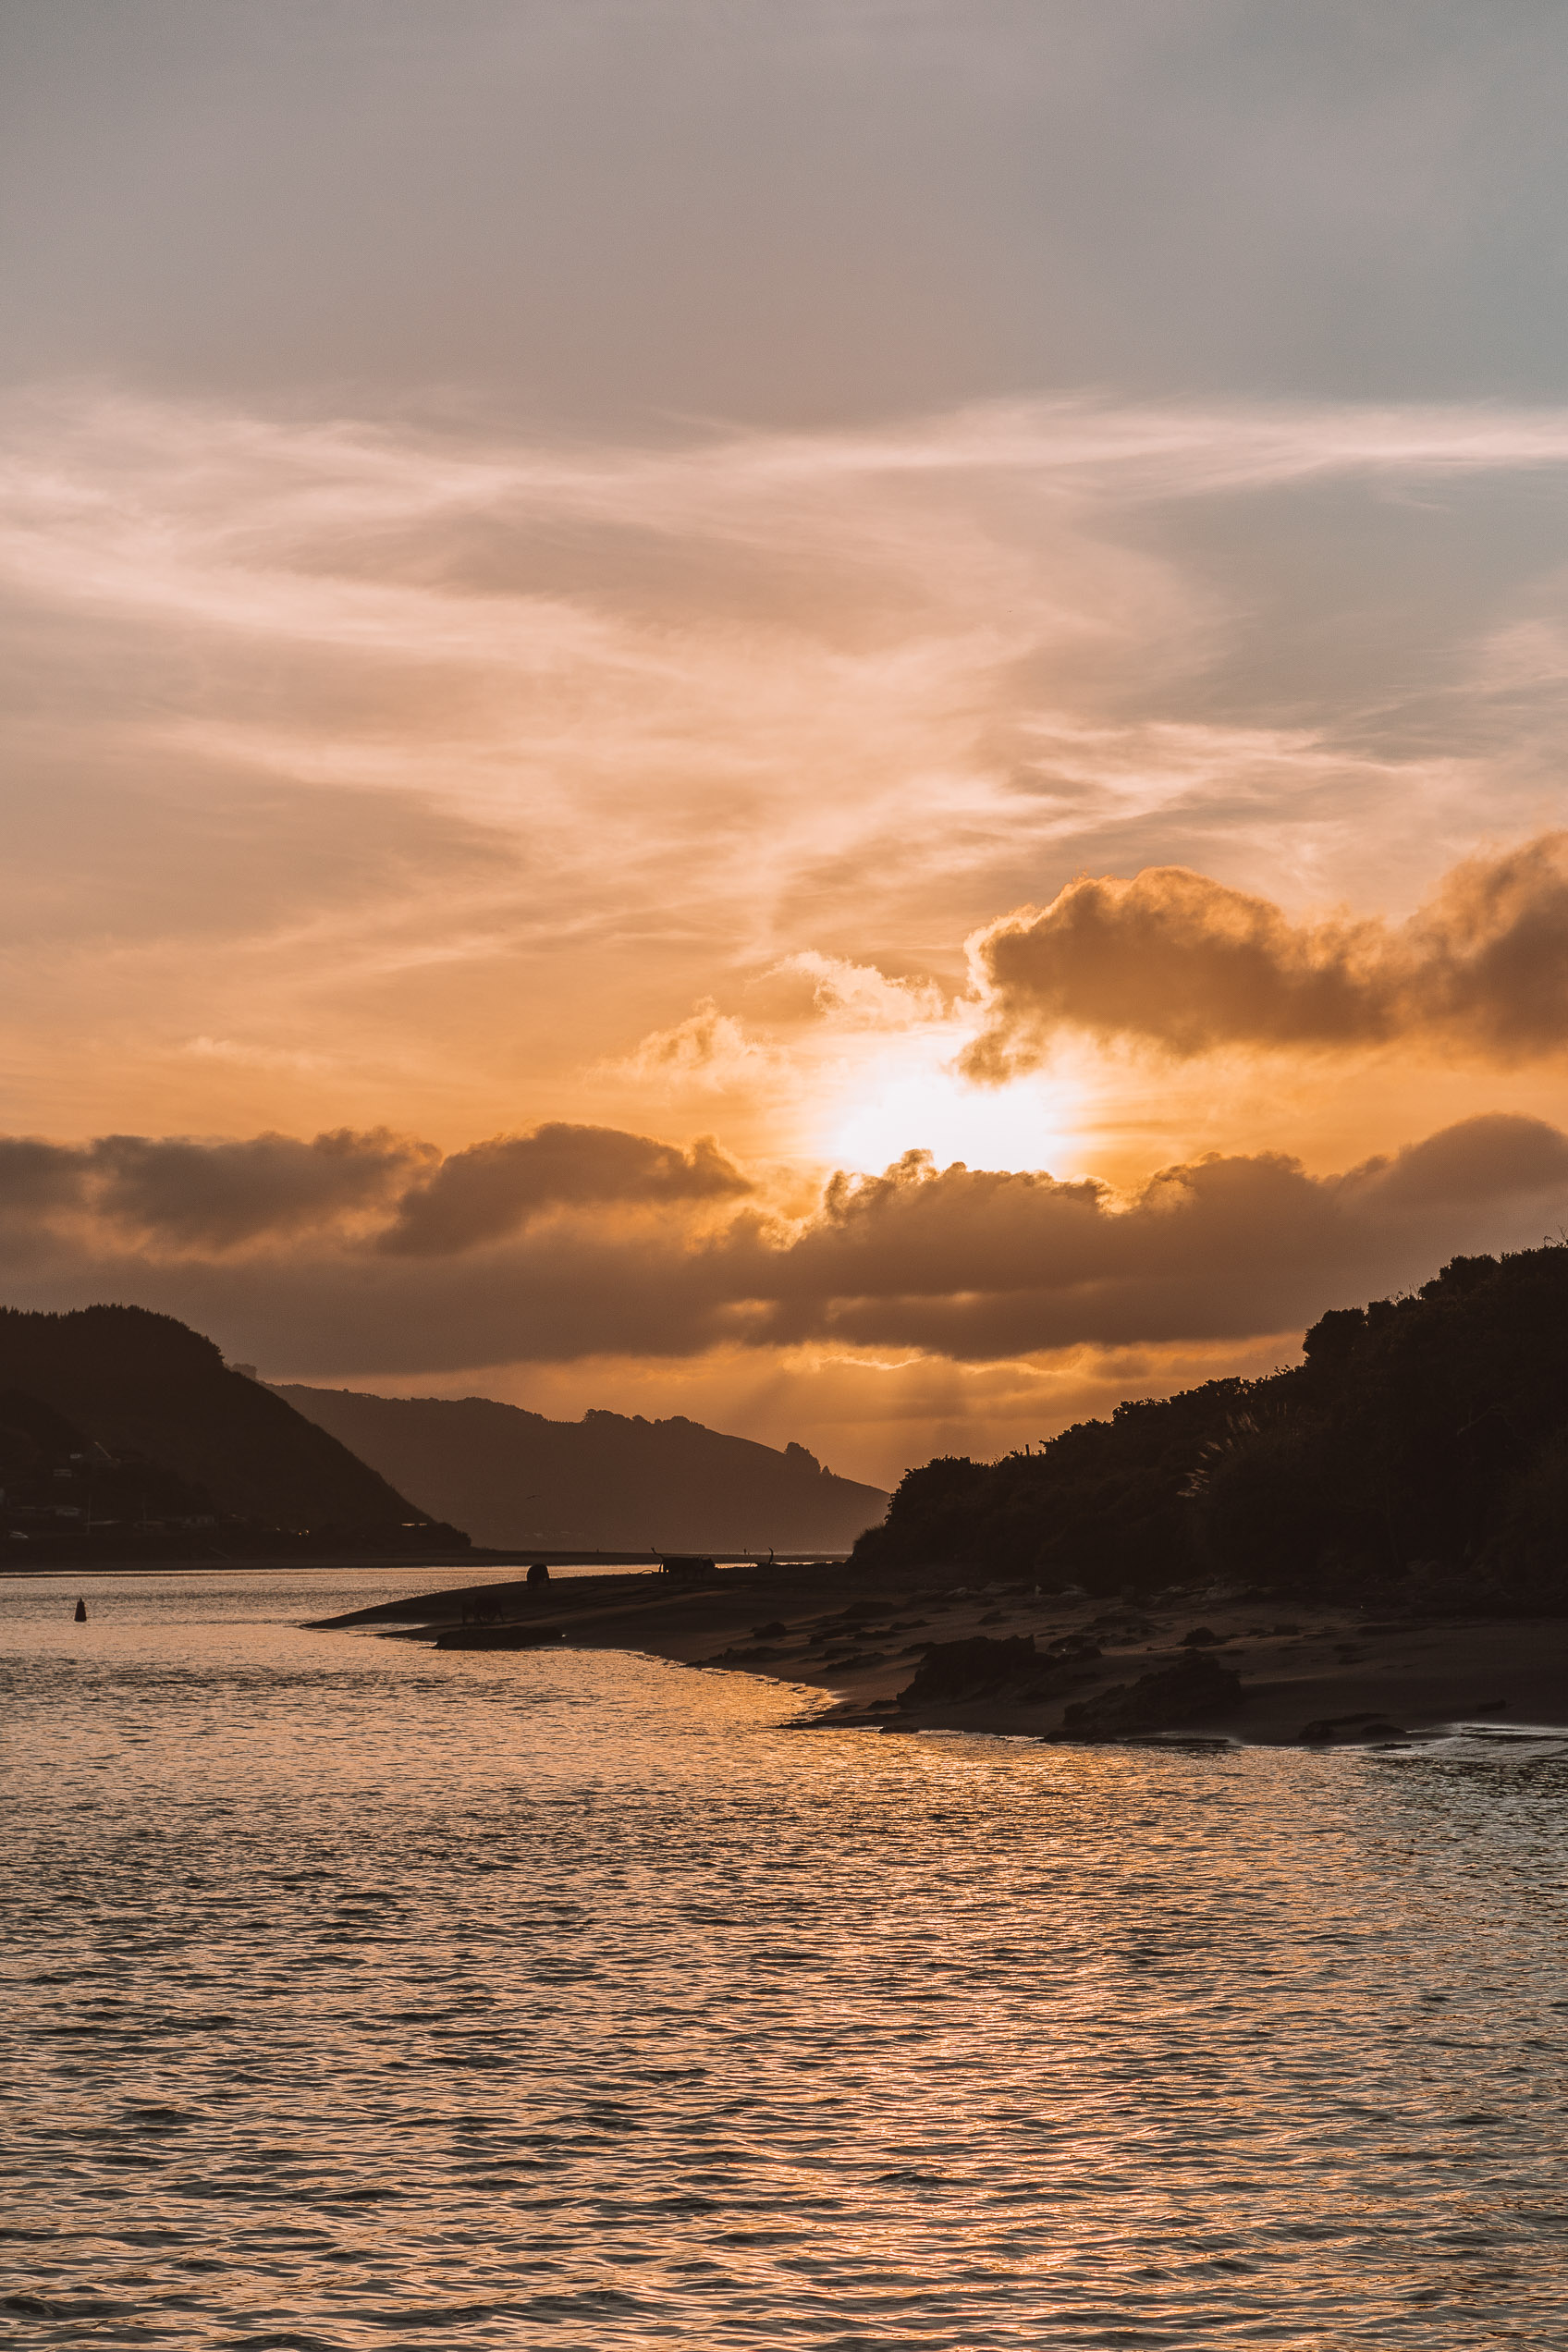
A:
[312,1569,1568,1744]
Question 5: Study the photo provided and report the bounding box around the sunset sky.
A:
[7,2,1568,1486]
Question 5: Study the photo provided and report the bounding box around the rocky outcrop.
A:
[1058,1649,1243,1738]
[899,1635,1044,1707]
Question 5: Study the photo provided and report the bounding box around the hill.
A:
[0,1304,459,1551]
[852,1243,1568,1611]
[273,1386,888,1552]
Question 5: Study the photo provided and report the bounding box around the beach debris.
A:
[1181,1625,1222,1646]
[1057,1650,1243,1739]
[526,1562,551,1586]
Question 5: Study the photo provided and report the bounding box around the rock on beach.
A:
[1057,1649,1244,1739]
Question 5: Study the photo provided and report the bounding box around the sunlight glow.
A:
[828,1051,1078,1176]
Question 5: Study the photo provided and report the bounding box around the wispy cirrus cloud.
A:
[8,386,1568,1174]
[12,389,1568,903]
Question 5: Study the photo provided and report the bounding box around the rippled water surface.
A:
[6,1569,1568,2349]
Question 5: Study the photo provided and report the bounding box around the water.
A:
[5,1570,1568,2350]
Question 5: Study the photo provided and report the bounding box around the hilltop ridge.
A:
[0,1305,459,1556]
[275,1384,888,1552]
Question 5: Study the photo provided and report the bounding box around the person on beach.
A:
[73,1598,87,1622]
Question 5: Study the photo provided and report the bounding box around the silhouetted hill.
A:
[852,1244,1568,1611]
[0,1305,452,1544]
[274,1386,888,1551]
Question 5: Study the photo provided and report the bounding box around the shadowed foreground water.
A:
[5,1570,1568,2349]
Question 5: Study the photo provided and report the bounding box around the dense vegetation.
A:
[852,1244,1568,1610]
[0,1305,468,1556]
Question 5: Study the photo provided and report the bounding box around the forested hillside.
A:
[853,1245,1568,1608]
[0,1305,458,1550]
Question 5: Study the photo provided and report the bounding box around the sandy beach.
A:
[312,1568,1568,1745]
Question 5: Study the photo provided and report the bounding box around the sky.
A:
[6,0,1568,1488]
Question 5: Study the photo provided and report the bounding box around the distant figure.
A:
[73,1598,87,1623]
[527,1562,550,1587]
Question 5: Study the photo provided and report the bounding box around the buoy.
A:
[74,1598,87,1623]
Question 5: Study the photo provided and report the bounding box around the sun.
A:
[827,1047,1077,1176]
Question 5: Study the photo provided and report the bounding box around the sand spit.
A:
[308,1569,1568,1746]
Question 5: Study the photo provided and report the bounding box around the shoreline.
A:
[1,1545,842,1580]
[310,1567,1568,1746]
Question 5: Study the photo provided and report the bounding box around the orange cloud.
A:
[742,953,947,1030]
[609,1001,792,1094]
[2,1113,1565,1380]
[964,834,1568,1072]
[377,1124,752,1256]
[0,1121,750,1259]
[0,1128,428,1250]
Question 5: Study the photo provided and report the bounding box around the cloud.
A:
[724,1116,1568,1356]
[743,952,947,1030]
[962,833,1568,1071]
[0,1128,427,1250]
[12,387,1568,1154]
[374,1123,753,1256]
[609,1001,792,1093]
[602,961,951,1127]
[0,1120,750,1257]
[4,1111,1567,1380]
[1345,1111,1568,1210]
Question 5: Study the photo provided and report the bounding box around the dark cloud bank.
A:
[0,1124,746,1254]
[1,1109,1566,1378]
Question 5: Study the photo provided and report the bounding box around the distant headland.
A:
[0,1303,883,1567]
